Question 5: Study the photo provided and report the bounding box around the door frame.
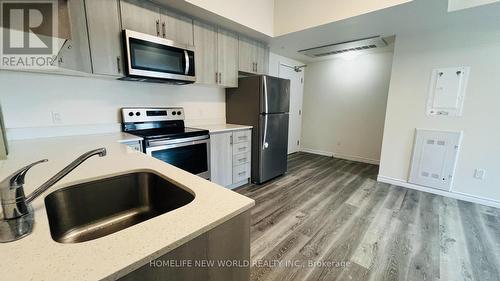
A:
[278,62,304,154]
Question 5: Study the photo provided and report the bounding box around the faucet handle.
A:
[5,159,48,188]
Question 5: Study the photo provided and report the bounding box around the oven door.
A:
[123,29,195,83]
[146,136,210,179]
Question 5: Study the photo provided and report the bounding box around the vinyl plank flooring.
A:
[235,152,500,281]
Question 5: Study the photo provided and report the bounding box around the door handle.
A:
[262,76,269,150]
[184,50,189,75]
[116,56,121,73]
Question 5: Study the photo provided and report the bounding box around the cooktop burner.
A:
[121,107,209,141]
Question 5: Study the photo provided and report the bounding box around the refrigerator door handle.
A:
[262,76,269,150]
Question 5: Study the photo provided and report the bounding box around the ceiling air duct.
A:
[298,36,387,58]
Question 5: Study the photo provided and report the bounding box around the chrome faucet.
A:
[0,148,106,242]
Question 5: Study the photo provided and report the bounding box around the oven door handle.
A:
[148,135,208,147]
[146,138,209,154]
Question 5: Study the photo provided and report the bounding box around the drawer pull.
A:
[238,158,247,162]
[238,136,247,140]
[238,147,247,151]
[238,171,246,176]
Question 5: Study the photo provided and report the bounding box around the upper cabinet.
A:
[194,22,239,88]
[85,0,123,76]
[238,36,268,75]
[56,0,92,73]
[161,11,194,46]
[217,28,239,87]
[120,0,161,37]
[193,21,218,85]
[120,0,194,46]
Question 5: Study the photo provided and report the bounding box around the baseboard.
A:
[332,153,380,165]
[377,175,500,209]
[300,148,380,165]
[300,148,334,157]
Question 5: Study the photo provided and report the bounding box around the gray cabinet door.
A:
[256,42,269,75]
[217,28,238,88]
[160,10,193,46]
[120,0,160,37]
[193,20,217,85]
[238,36,257,74]
[57,0,92,73]
[210,132,234,187]
[85,0,123,76]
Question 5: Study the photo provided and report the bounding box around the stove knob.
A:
[136,112,141,116]
[177,111,182,115]
[128,112,134,117]
[172,111,177,115]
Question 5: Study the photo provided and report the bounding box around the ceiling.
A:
[270,0,500,63]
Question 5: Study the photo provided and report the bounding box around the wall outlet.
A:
[474,169,486,180]
[51,111,62,124]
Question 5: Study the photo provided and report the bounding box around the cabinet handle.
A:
[156,20,160,36]
[219,72,222,84]
[238,147,246,151]
[215,72,219,84]
[116,56,121,73]
[239,158,247,162]
[238,136,247,140]
[230,135,233,145]
[162,22,166,38]
[238,171,246,176]
[255,62,258,72]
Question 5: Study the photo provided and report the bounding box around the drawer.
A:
[233,142,250,155]
[233,163,250,183]
[233,152,250,166]
[233,130,251,144]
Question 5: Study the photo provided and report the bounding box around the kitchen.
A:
[1,0,500,280]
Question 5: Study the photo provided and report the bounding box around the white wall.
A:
[301,51,394,164]
[184,0,274,37]
[379,28,500,202]
[273,0,411,36]
[448,0,500,11]
[0,71,226,139]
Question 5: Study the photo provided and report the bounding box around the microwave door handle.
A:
[184,50,189,75]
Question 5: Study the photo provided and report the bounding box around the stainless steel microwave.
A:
[122,29,195,84]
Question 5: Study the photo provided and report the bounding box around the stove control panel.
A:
[121,107,184,123]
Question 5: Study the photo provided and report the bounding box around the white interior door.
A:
[279,64,304,154]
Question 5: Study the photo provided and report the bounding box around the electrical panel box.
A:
[427,67,469,117]
[409,129,462,191]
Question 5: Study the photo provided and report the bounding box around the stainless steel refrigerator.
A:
[226,75,290,184]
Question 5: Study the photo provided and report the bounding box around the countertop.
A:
[193,123,252,133]
[0,132,254,281]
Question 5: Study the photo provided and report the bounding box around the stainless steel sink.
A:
[44,172,195,243]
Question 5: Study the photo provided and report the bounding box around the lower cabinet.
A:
[119,210,250,281]
[210,129,251,188]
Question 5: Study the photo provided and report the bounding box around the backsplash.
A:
[0,71,226,140]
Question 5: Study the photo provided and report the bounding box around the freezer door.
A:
[260,76,290,114]
[257,113,289,183]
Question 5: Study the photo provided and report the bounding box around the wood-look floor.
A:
[236,152,500,281]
